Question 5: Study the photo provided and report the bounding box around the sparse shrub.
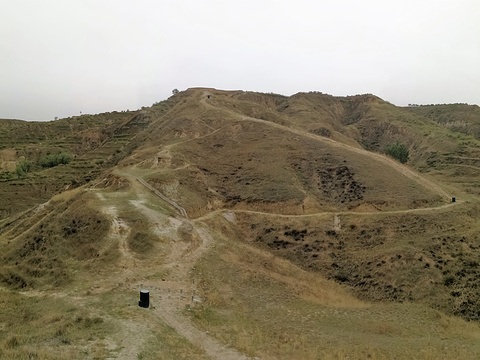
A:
[0,171,15,181]
[128,232,154,255]
[444,275,455,286]
[334,272,349,282]
[40,152,72,168]
[385,142,409,164]
[15,159,32,178]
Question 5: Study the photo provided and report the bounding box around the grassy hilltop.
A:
[1,88,480,359]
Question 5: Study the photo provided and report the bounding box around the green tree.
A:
[16,159,32,178]
[385,142,409,164]
[58,152,72,165]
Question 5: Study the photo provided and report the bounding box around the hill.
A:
[1,88,480,359]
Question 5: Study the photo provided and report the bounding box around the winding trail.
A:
[194,201,461,222]
[106,170,250,359]
[152,223,249,360]
[130,152,459,224]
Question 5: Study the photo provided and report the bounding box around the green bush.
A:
[40,152,72,168]
[385,142,409,164]
[0,171,15,181]
[16,159,32,178]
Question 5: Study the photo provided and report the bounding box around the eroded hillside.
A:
[1,88,480,359]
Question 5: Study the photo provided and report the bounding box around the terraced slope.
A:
[0,97,179,218]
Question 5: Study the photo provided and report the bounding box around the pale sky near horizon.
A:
[1,0,479,121]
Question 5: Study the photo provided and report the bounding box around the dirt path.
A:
[102,203,134,267]
[445,155,480,161]
[166,126,224,149]
[200,91,450,201]
[92,193,150,359]
[333,214,341,231]
[101,170,250,359]
[160,307,249,360]
[194,201,460,222]
[446,163,480,170]
[129,217,249,358]
[137,177,188,218]
[144,222,249,360]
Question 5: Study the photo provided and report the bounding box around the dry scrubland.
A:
[1,88,480,359]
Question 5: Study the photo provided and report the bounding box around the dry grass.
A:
[142,115,444,219]
[231,200,480,320]
[186,218,480,359]
[0,291,114,359]
[2,88,480,359]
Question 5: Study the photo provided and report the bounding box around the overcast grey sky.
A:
[1,0,479,121]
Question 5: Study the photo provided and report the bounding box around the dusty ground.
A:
[2,88,480,359]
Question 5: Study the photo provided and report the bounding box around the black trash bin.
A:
[139,289,149,308]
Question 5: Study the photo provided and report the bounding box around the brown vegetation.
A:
[1,88,480,358]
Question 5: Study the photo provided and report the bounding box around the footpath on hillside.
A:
[111,169,251,360]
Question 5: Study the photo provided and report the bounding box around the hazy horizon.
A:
[2,0,479,121]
